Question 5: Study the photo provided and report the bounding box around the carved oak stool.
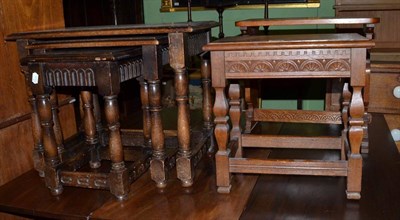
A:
[15,36,168,200]
[203,33,375,199]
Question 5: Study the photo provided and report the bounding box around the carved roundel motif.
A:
[326,59,350,71]
[300,60,324,72]
[227,62,249,73]
[251,61,274,72]
[275,60,299,72]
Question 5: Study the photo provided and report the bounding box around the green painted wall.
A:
[144,0,335,36]
[143,0,335,110]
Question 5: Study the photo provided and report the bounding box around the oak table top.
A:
[6,21,219,40]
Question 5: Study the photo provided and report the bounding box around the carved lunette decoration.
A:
[224,49,351,76]
[254,109,343,124]
[45,66,96,87]
[44,58,144,87]
[187,31,209,57]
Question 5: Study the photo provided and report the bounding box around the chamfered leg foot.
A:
[346,191,361,200]
[217,185,232,194]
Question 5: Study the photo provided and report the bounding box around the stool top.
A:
[203,33,375,51]
[235,17,380,28]
[21,47,143,64]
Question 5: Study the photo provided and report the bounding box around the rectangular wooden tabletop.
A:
[235,17,380,27]
[203,33,375,51]
[6,21,219,41]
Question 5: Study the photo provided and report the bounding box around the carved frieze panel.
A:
[254,109,343,124]
[45,67,96,87]
[119,58,143,82]
[44,57,145,87]
[224,49,351,76]
[187,31,209,57]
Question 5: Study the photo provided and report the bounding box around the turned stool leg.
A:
[29,95,45,177]
[104,95,129,200]
[201,56,215,153]
[169,33,193,187]
[50,90,65,159]
[148,80,168,188]
[201,55,213,130]
[175,67,194,187]
[347,86,364,200]
[214,86,231,193]
[341,83,351,160]
[93,93,106,147]
[139,78,152,148]
[81,91,101,169]
[37,94,63,195]
[229,84,242,157]
[361,67,371,153]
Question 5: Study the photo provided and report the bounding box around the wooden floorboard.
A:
[91,155,258,220]
[0,154,258,220]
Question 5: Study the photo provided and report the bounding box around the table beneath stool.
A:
[203,33,374,199]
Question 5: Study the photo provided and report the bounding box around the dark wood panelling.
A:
[0,1,74,219]
[63,0,144,27]
[0,0,67,182]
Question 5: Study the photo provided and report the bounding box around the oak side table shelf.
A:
[7,21,217,198]
[203,33,375,199]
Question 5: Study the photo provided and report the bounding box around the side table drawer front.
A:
[369,73,400,113]
[224,49,351,79]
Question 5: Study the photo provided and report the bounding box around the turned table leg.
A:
[201,55,216,154]
[139,78,152,148]
[341,83,351,160]
[29,95,45,177]
[347,48,366,200]
[169,32,194,187]
[50,90,65,158]
[214,86,231,193]
[211,51,231,193]
[36,94,63,195]
[148,80,168,188]
[175,66,194,187]
[81,91,101,169]
[93,93,106,147]
[347,86,364,200]
[229,84,242,157]
[201,55,214,131]
[104,95,129,200]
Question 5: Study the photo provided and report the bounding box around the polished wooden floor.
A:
[0,113,399,220]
